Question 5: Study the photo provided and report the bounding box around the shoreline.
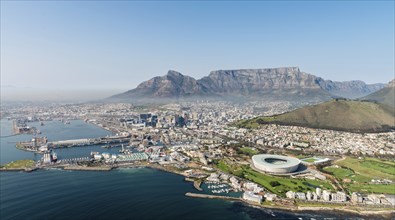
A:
[185,192,395,217]
[1,163,394,217]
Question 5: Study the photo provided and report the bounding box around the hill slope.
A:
[361,79,395,107]
[236,100,395,132]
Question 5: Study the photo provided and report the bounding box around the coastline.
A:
[185,192,395,218]
[2,163,393,218]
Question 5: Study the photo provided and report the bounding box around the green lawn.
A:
[347,183,395,194]
[243,167,333,196]
[329,157,395,194]
[215,159,244,177]
[1,160,35,169]
[238,147,258,156]
[302,158,317,163]
[323,166,354,179]
[215,159,333,197]
[336,157,395,182]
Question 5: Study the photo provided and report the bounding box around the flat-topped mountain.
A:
[110,68,385,102]
[361,79,395,107]
[236,100,395,133]
[199,67,321,93]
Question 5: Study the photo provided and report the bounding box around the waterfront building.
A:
[316,187,322,198]
[93,154,103,160]
[295,192,306,200]
[286,191,295,199]
[306,191,312,200]
[242,191,262,204]
[264,193,277,202]
[368,194,381,204]
[351,192,363,203]
[243,182,263,193]
[102,152,111,159]
[331,192,347,202]
[322,190,331,201]
[312,192,318,201]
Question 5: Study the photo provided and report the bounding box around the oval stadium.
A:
[252,154,301,174]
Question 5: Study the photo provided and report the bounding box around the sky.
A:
[1,1,394,101]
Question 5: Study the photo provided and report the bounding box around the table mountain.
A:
[110,67,384,102]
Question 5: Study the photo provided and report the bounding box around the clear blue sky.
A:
[1,1,394,99]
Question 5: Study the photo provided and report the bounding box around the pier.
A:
[185,192,241,201]
[47,136,130,148]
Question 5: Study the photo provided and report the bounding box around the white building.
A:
[306,191,312,200]
[264,193,277,202]
[295,192,306,200]
[322,190,331,201]
[351,192,363,203]
[331,191,347,202]
[316,187,322,198]
[286,191,295,199]
[243,191,262,204]
[312,192,318,201]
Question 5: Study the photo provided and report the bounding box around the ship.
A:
[51,150,58,162]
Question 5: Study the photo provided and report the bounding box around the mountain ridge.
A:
[110,68,385,102]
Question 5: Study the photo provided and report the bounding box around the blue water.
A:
[0,119,370,219]
[0,119,112,164]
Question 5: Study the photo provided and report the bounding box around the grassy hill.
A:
[361,86,395,107]
[236,99,395,132]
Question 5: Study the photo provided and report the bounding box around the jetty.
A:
[63,165,113,171]
[185,192,241,201]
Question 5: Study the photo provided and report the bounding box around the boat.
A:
[51,151,58,162]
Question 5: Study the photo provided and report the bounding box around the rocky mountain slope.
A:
[110,67,385,102]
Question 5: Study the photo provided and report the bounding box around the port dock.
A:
[48,136,130,148]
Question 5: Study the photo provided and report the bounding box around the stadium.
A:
[251,154,301,174]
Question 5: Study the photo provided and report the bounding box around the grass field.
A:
[325,157,395,194]
[215,159,333,196]
[335,157,395,182]
[243,167,334,196]
[0,160,35,169]
[302,158,318,163]
[347,183,395,194]
[323,167,354,179]
[238,147,258,156]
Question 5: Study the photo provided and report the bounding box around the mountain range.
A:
[110,67,386,102]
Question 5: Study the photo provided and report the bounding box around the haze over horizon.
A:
[1,1,394,101]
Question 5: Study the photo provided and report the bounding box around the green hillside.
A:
[361,86,395,107]
[236,100,395,132]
